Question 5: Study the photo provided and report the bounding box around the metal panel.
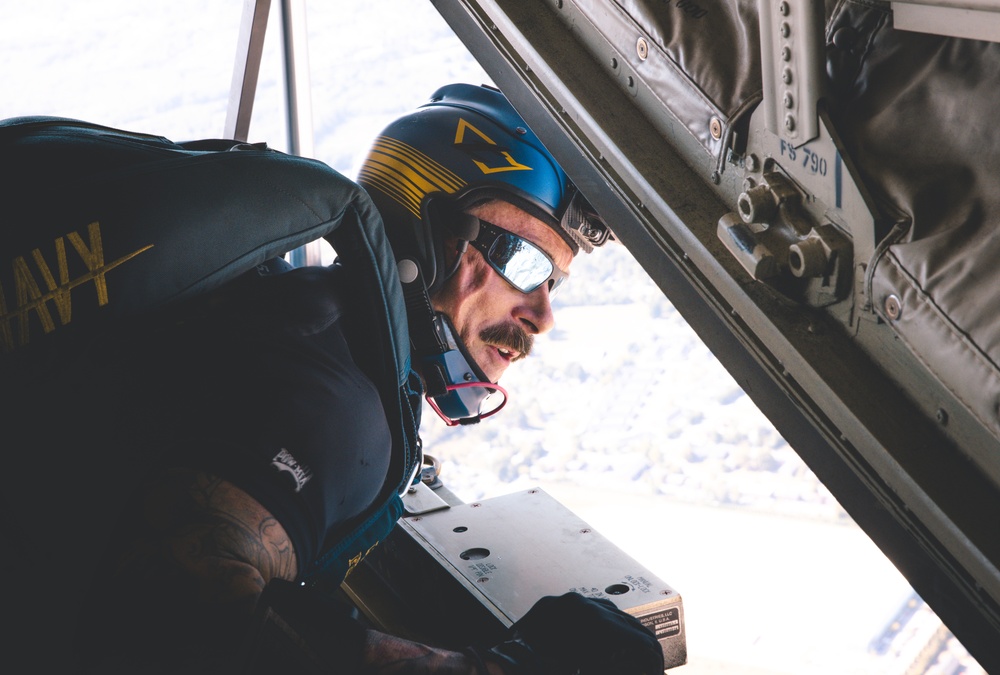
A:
[892,0,1000,42]
[404,489,687,668]
[759,0,824,146]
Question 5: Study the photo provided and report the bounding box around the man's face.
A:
[431,199,574,383]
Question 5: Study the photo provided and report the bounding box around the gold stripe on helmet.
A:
[359,136,466,217]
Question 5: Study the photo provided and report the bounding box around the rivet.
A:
[779,1,790,16]
[784,114,796,131]
[884,294,902,320]
[781,46,792,62]
[636,37,649,61]
[710,117,723,140]
[783,92,794,109]
[710,170,721,185]
[745,154,759,172]
[936,408,949,425]
[782,67,793,85]
[514,126,527,135]
[780,22,790,38]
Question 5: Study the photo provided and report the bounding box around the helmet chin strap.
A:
[398,257,506,425]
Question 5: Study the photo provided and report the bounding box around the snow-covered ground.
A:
[1,1,984,672]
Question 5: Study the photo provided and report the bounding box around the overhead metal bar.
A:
[280,0,315,158]
[224,0,321,266]
[224,0,272,141]
[279,0,322,266]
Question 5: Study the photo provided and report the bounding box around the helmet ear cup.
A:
[419,196,453,293]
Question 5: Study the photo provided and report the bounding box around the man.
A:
[2,85,660,673]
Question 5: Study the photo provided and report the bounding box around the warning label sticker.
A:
[640,607,681,639]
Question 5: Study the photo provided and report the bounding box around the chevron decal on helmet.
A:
[453,118,534,175]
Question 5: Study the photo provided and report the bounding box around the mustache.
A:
[480,323,533,361]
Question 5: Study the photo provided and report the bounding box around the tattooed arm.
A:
[80,468,299,666]
[85,468,500,673]
[362,631,504,674]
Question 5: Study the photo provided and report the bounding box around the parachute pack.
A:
[0,116,385,364]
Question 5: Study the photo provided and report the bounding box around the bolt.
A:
[884,294,902,320]
[477,577,490,583]
[580,529,592,534]
[936,409,949,425]
[515,126,527,135]
[779,1,790,16]
[636,37,649,61]
[710,116,723,140]
[710,170,721,185]
[471,503,482,508]
[745,153,759,172]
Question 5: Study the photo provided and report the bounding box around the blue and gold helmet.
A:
[358,83,609,294]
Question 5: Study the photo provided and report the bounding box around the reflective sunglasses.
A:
[468,219,568,295]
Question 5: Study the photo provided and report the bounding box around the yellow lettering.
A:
[31,237,72,326]
[0,221,153,352]
[13,255,56,344]
[0,282,13,353]
[67,222,108,306]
